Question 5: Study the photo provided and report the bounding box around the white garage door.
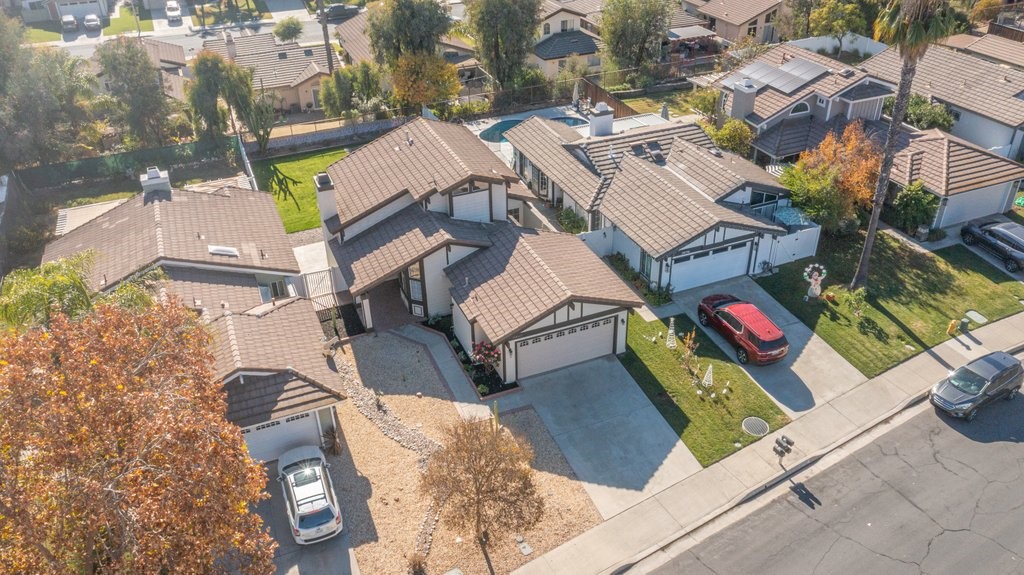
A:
[515,316,616,380]
[59,0,101,18]
[241,411,321,462]
[670,242,751,291]
[452,190,490,222]
[938,189,1012,227]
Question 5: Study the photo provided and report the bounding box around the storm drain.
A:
[742,416,770,437]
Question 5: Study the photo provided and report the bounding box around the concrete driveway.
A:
[518,356,702,519]
[258,459,361,575]
[673,276,867,418]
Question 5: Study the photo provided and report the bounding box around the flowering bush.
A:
[472,341,501,368]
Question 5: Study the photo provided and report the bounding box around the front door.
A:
[405,263,425,316]
[312,87,322,110]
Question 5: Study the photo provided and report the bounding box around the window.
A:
[817,97,827,107]
[407,263,423,302]
[587,54,601,67]
[561,19,568,32]
[790,102,810,115]
[639,249,653,279]
[765,9,777,23]
[590,210,602,231]
[28,0,43,9]
[258,278,287,302]
[750,191,778,206]
[747,22,757,36]
[716,310,743,333]
[558,59,567,70]
[543,22,550,34]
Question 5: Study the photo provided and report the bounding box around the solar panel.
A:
[779,58,828,82]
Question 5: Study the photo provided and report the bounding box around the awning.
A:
[668,25,716,41]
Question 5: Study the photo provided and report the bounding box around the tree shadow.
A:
[262,164,301,208]
[856,315,889,343]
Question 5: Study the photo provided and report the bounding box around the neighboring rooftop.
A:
[860,44,1024,128]
[224,370,344,428]
[162,267,266,318]
[697,0,780,26]
[335,10,372,64]
[670,6,705,29]
[323,117,516,226]
[540,0,586,19]
[43,186,298,291]
[202,31,278,60]
[533,29,602,60]
[888,128,1024,196]
[940,33,1024,69]
[446,224,641,344]
[231,42,337,90]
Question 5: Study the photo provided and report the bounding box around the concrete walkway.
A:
[513,309,1024,575]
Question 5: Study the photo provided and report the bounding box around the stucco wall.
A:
[948,106,1019,158]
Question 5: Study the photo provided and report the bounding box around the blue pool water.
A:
[479,116,589,143]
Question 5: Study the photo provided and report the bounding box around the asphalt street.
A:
[651,371,1024,574]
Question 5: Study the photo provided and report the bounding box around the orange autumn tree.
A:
[0,302,276,574]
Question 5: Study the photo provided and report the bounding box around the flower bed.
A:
[422,315,518,397]
[606,252,673,306]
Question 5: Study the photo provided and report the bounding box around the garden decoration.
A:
[802,263,827,302]
[701,364,713,389]
[667,317,677,349]
[471,341,501,371]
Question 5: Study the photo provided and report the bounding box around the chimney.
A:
[588,101,614,137]
[139,166,171,193]
[729,78,757,121]
[314,171,333,192]
[224,31,236,62]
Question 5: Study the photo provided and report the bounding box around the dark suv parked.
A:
[317,4,359,22]
[930,351,1023,422]
[961,221,1024,273]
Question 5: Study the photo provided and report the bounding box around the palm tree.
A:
[849,0,957,290]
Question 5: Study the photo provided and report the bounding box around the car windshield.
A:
[751,333,788,352]
[290,467,321,488]
[298,505,334,529]
[948,367,988,395]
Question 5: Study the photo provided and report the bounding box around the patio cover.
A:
[668,25,717,41]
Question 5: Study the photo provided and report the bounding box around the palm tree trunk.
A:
[317,0,334,74]
[850,57,917,290]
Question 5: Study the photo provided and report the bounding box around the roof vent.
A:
[303,49,313,56]
[406,130,414,146]
[709,147,723,157]
[740,77,754,88]
[838,68,855,78]
[314,171,333,191]
[208,245,240,257]
[278,52,287,59]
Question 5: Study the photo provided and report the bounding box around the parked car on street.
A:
[61,14,79,31]
[83,13,102,31]
[961,221,1024,273]
[697,294,789,365]
[317,3,359,22]
[165,0,182,22]
[277,446,343,545]
[930,351,1023,422]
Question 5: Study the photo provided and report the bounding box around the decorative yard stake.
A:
[667,317,677,349]
[701,364,714,389]
[802,263,828,302]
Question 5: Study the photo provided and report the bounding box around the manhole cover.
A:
[742,416,770,437]
[965,310,988,324]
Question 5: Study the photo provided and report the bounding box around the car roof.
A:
[992,222,1024,242]
[62,14,75,19]
[724,301,784,340]
[966,351,1020,379]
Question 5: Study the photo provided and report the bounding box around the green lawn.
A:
[103,8,155,35]
[622,87,699,118]
[253,147,349,233]
[192,0,270,26]
[620,313,790,467]
[757,232,1024,378]
[22,21,62,43]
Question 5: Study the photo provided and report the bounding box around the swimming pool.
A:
[478,116,589,143]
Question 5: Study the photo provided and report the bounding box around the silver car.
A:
[277,446,343,544]
[930,351,1023,422]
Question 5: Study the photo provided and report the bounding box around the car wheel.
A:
[736,347,749,364]
[962,233,977,245]
[1006,387,1019,401]
[698,310,709,326]
[966,408,978,423]
[1005,259,1021,273]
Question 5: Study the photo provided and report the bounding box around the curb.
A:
[608,340,1024,575]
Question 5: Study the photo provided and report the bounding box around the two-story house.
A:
[42,170,346,462]
[681,0,780,43]
[505,109,821,293]
[529,0,603,77]
[317,117,641,382]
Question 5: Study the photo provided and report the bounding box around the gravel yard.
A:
[336,333,601,574]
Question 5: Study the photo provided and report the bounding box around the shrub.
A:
[890,180,938,233]
[703,119,753,156]
[927,228,947,242]
[643,286,673,306]
[273,17,303,42]
[557,208,587,234]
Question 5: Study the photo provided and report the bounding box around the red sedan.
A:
[697,294,789,365]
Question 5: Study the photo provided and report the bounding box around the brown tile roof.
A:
[202,31,278,61]
[504,116,601,208]
[599,153,783,259]
[142,38,187,68]
[860,44,1024,128]
[224,370,343,427]
[753,115,851,158]
[162,267,265,317]
[42,187,298,291]
[207,297,339,385]
[697,0,780,25]
[541,0,586,19]
[668,138,786,197]
[446,224,641,344]
[888,129,1024,196]
[231,43,337,90]
[161,71,188,101]
[718,45,867,124]
[582,121,714,179]
[670,6,705,28]
[335,10,372,64]
[941,33,1024,70]
[330,204,492,294]
[323,117,516,226]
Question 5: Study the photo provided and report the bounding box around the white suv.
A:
[277,446,343,545]
[165,0,182,22]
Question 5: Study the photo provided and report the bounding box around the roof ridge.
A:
[153,200,165,259]
[221,311,242,370]
[285,367,347,400]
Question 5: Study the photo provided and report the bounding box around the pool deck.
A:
[465,105,587,163]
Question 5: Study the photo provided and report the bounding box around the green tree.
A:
[969,0,1002,23]
[780,164,850,233]
[351,61,383,102]
[0,254,94,327]
[320,68,354,117]
[96,36,170,148]
[601,0,672,75]
[273,16,304,42]
[392,52,460,107]
[889,179,937,232]
[883,93,954,130]
[704,119,753,156]
[245,91,276,153]
[0,11,26,96]
[188,50,229,140]
[221,62,254,133]
[554,55,591,97]
[688,87,719,122]
[467,0,542,88]
[809,0,867,55]
[777,0,815,39]
[850,0,957,290]
[368,0,451,68]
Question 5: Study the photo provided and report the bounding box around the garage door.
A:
[670,241,751,291]
[59,0,101,18]
[938,189,1012,227]
[241,411,321,462]
[516,316,616,380]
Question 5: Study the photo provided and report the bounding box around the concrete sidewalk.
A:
[513,309,1024,575]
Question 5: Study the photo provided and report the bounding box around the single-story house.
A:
[317,116,641,381]
[42,170,345,462]
[940,33,1024,71]
[861,44,1024,160]
[505,110,820,293]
